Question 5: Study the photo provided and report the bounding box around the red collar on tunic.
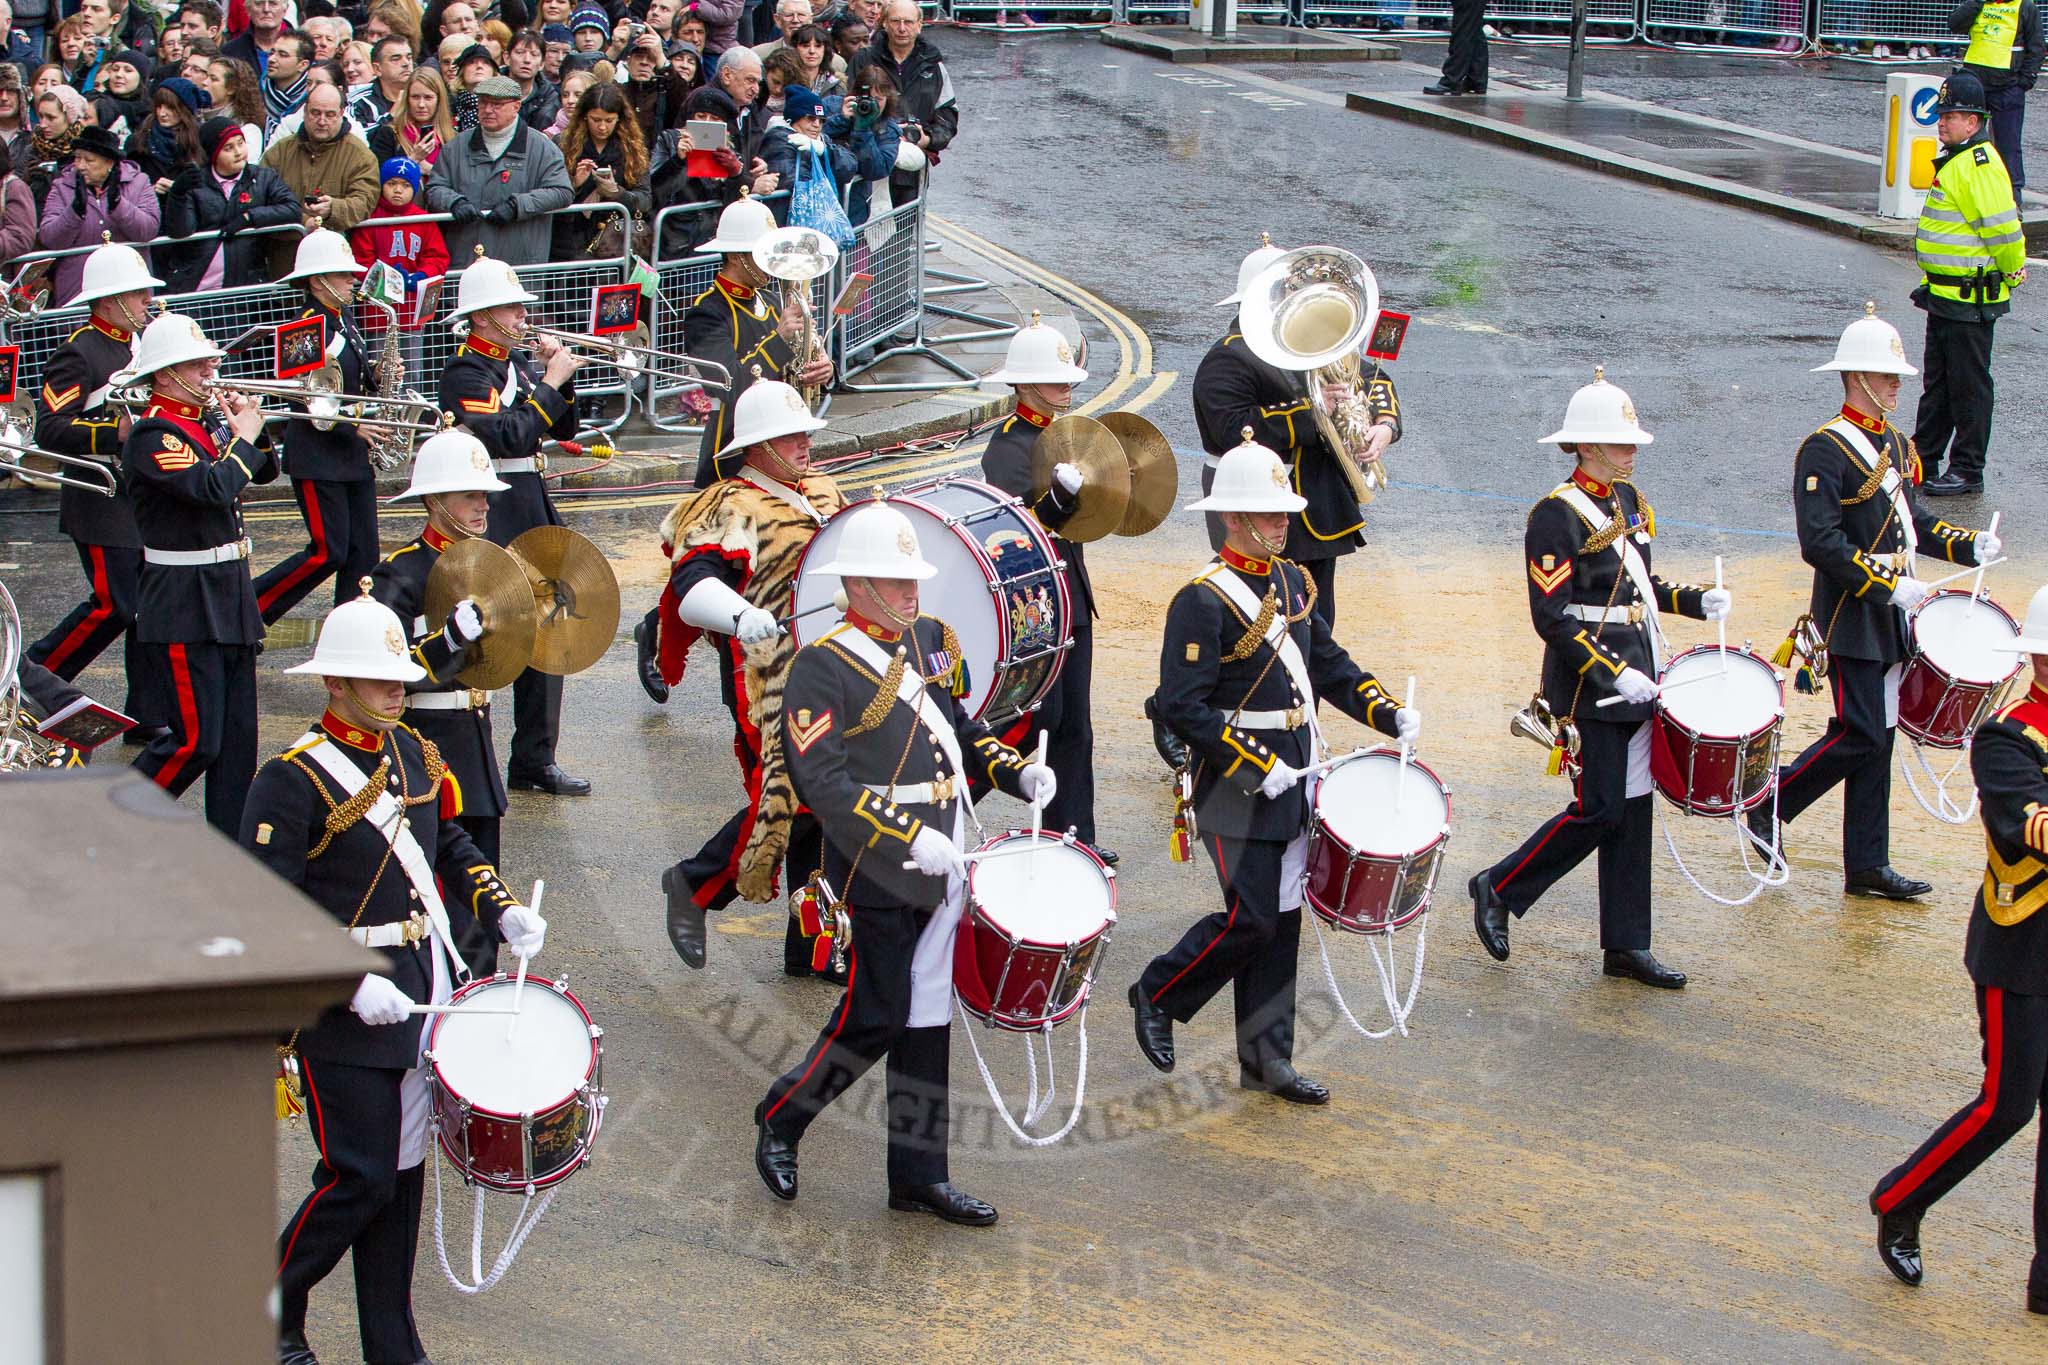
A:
[1219,545,1270,576]
[1570,468,1611,498]
[422,525,455,553]
[320,711,385,753]
[89,316,132,343]
[843,607,903,643]
[148,394,205,420]
[2030,682,2048,708]
[463,335,511,361]
[715,273,757,302]
[1839,404,1887,435]
[1015,402,1052,429]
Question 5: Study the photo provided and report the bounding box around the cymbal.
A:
[1100,411,1175,537]
[508,525,621,676]
[1029,414,1131,543]
[424,538,538,692]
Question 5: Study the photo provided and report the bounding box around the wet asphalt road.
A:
[6,30,2047,1362]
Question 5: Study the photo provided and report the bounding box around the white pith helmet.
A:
[698,192,778,254]
[983,310,1087,386]
[394,429,508,499]
[812,502,936,580]
[1540,367,1655,446]
[1217,231,1285,309]
[284,228,368,284]
[448,252,537,324]
[1812,301,1918,376]
[1188,428,1308,513]
[717,379,828,455]
[284,585,428,682]
[74,240,164,305]
[112,312,224,383]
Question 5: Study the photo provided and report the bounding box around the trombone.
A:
[454,317,732,392]
[111,363,441,438]
[0,403,117,496]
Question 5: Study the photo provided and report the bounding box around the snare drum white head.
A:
[1915,592,2022,685]
[970,840,1113,945]
[1316,752,1449,856]
[793,501,1000,714]
[1661,650,1781,736]
[434,980,590,1115]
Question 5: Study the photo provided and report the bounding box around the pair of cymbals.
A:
[1027,412,1176,541]
[423,526,621,690]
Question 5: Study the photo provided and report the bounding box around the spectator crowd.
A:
[0,0,958,341]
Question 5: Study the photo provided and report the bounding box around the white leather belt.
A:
[144,537,252,566]
[1233,706,1307,731]
[407,689,489,711]
[348,912,429,949]
[864,778,957,805]
[495,456,542,474]
[1565,602,1648,626]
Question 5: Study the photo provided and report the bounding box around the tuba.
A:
[751,225,839,410]
[1238,245,1386,506]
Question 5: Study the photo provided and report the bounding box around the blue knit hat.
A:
[379,157,422,195]
[157,76,211,114]
[570,6,610,33]
[783,85,824,123]
[541,22,574,43]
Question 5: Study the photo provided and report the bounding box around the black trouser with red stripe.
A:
[1871,984,2048,1293]
[675,806,823,971]
[253,477,381,626]
[26,541,159,723]
[757,903,951,1189]
[1772,656,1892,874]
[1476,717,1653,950]
[1137,835,1302,1074]
[1033,596,1097,843]
[130,640,258,835]
[276,1055,428,1365]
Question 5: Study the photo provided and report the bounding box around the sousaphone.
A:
[423,528,620,689]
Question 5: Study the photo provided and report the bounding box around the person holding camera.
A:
[825,61,899,227]
[554,80,650,260]
[622,26,690,139]
[852,0,953,206]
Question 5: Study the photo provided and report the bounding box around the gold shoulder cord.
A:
[842,623,963,738]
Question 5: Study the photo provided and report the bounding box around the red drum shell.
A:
[955,833,1117,1032]
[1898,591,2024,750]
[1649,646,1784,816]
[1303,751,1452,935]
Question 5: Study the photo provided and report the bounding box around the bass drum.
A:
[791,479,1071,723]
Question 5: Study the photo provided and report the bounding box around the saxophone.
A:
[354,283,420,471]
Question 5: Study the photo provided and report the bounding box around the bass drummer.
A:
[980,314,1114,865]
[1467,371,1728,990]
[1129,432,1418,1104]
[1750,306,1999,900]
[752,502,1054,1224]
[243,588,544,1365]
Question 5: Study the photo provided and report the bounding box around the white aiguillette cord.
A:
[433,878,557,1296]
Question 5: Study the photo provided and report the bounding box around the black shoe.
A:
[888,1181,998,1226]
[2028,1283,2048,1314]
[123,723,169,747]
[633,615,669,704]
[1845,866,1932,900]
[1920,471,1982,498]
[1152,718,1191,772]
[507,764,592,796]
[1422,80,1459,94]
[1129,982,1174,1072]
[1602,948,1687,989]
[1471,873,1510,961]
[1871,1202,1923,1286]
[1091,844,1120,868]
[1239,1060,1330,1105]
[754,1124,798,1201]
[662,866,706,968]
[278,1330,320,1365]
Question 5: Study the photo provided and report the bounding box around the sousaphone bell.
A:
[423,527,620,689]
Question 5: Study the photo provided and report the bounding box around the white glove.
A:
[349,973,412,1026]
[1052,461,1083,497]
[1258,759,1302,800]
[908,825,965,879]
[448,598,484,644]
[498,903,547,959]
[1615,667,1660,705]
[733,605,780,645]
[1700,587,1733,622]
[1020,762,1057,807]
[1890,576,1931,612]
[1395,707,1422,748]
[1978,530,2002,562]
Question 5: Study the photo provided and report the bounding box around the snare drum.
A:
[954,833,1116,1031]
[1900,590,2024,750]
[1650,646,1784,816]
[426,974,606,1192]
[1304,750,1451,934]
[792,479,1071,723]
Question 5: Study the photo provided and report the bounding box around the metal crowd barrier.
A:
[1641,0,1810,52]
[1225,0,1967,51]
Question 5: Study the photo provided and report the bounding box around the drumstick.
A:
[1028,729,1048,881]
[1971,511,2000,606]
[1925,557,2007,591]
[1394,675,1416,810]
[1300,746,1368,778]
[1715,555,1727,674]
[766,589,849,631]
[507,880,541,1044]
[406,1003,521,1016]
[1593,669,1721,708]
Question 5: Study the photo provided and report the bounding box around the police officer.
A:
[753,503,1051,1224]
[1952,0,2044,193]
[119,312,279,835]
[1912,71,2027,497]
[439,251,592,796]
[1754,309,1998,897]
[1468,373,1728,988]
[1130,433,1418,1102]
[658,380,844,974]
[370,428,509,974]
[24,240,162,736]
[1191,235,1399,625]
[252,230,384,625]
[1867,581,2048,1317]
[244,590,545,1365]
[979,313,1115,864]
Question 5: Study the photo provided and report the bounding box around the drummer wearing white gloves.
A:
[1468,371,1723,991]
[1755,305,1999,900]
[240,587,544,1365]
[753,501,1049,1226]
[1131,432,1416,1105]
